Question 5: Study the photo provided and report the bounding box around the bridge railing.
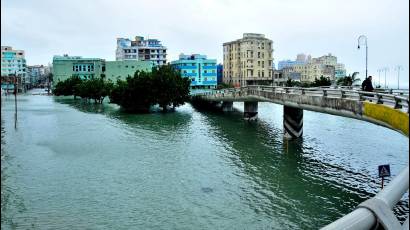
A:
[321,166,409,230]
[202,86,410,113]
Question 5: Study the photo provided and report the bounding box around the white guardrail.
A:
[197,86,410,113]
[196,86,409,229]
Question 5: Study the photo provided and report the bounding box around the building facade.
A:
[52,55,153,86]
[27,65,47,87]
[335,63,346,78]
[52,55,105,85]
[171,54,217,89]
[217,64,223,85]
[116,36,167,66]
[1,46,27,92]
[278,53,345,83]
[105,60,153,82]
[223,33,274,87]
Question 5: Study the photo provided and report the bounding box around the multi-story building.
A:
[217,64,223,85]
[223,33,274,87]
[116,36,167,66]
[52,55,153,86]
[1,46,27,92]
[27,65,47,87]
[52,55,105,85]
[335,63,346,78]
[278,53,345,83]
[171,54,217,89]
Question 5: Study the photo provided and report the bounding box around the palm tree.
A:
[337,72,360,87]
[350,72,360,86]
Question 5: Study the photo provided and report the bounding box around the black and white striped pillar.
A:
[244,101,258,120]
[283,106,303,139]
[222,101,234,112]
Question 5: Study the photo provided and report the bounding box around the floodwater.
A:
[1,90,408,229]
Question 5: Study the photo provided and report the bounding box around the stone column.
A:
[222,101,234,112]
[283,106,303,139]
[244,101,258,120]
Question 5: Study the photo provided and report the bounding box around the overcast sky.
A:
[2,0,409,88]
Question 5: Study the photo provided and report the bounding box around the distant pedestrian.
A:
[361,76,374,102]
[361,76,374,92]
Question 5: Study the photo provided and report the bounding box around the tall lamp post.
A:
[383,67,389,89]
[357,35,368,80]
[394,65,403,90]
[377,69,382,88]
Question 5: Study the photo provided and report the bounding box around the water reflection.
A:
[192,105,406,226]
[53,97,193,136]
[1,114,28,229]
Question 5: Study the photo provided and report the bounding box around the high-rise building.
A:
[1,46,27,92]
[116,36,167,66]
[223,33,274,87]
[171,54,217,89]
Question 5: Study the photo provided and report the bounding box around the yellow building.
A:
[223,33,274,87]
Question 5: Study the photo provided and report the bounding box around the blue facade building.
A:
[171,54,217,89]
[217,64,223,84]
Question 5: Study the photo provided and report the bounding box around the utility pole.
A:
[14,71,18,128]
[394,65,403,90]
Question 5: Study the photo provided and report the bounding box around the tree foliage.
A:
[311,76,332,87]
[285,75,331,87]
[109,65,191,113]
[53,75,82,96]
[53,75,113,103]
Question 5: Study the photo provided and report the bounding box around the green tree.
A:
[311,76,331,87]
[109,65,190,113]
[53,75,82,98]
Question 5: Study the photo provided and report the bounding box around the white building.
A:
[116,36,167,66]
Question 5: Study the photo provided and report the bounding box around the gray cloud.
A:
[1,0,408,88]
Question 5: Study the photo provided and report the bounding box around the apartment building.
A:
[116,36,167,66]
[171,54,217,89]
[223,33,274,87]
[1,46,27,92]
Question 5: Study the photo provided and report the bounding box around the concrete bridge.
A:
[193,86,410,229]
[192,85,409,138]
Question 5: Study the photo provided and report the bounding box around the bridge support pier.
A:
[283,106,303,139]
[222,101,234,112]
[244,101,258,120]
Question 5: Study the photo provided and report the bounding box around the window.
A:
[204,70,207,73]
[125,65,128,68]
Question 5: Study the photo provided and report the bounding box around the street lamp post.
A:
[377,69,382,88]
[394,65,403,90]
[357,35,368,79]
[383,67,389,89]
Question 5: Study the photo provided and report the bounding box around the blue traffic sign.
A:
[378,164,391,177]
